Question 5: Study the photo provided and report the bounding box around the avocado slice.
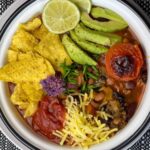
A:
[75,23,111,46]
[81,12,128,32]
[99,32,122,45]
[91,7,127,24]
[70,30,108,54]
[62,34,97,66]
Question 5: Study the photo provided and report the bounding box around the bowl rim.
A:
[0,0,150,150]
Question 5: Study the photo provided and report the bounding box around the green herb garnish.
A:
[81,82,87,93]
[87,72,98,80]
[61,62,103,94]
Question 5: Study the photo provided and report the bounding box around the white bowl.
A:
[0,0,150,150]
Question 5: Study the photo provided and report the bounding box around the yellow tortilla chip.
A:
[17,51,41,60]
[24,102,39,118]
[0,58,55,83]
[32,24,49,40]
[34,32,72,72]
[11,84,29,109]
[11,82,43,118]
[18,51,35,60]
[8,50,18,62]
[11,29,38,52]
[8,50,42,62]
[20,18,42,32]
[21,82,43,102]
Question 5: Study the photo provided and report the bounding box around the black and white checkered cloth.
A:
[0,0,150,150]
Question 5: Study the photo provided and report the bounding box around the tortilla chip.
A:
[11,29,39,52]
[11,84,29,109]
[24,102,39,118]
[8,49,42,63]
[0,58,55,83]
[17,51,41,60]
[20,18,42,32]
[21,82,43,102]
[8,50,18,62]
[34,32,72,72]
[11,82,43,117]
[32,24,49,40]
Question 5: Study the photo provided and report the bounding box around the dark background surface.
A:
[0,0,150,150]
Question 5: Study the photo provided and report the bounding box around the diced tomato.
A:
[32,96,66,143]
[105,43,143,81]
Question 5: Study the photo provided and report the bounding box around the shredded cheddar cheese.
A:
[53,91,118,149]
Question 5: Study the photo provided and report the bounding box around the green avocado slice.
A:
[70,30,108,54]
[81,12,128,32]
[91,7,127,24]
[62,34,97,66]
[99,32,122,45]
[75,23,111,46]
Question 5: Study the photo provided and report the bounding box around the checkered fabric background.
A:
[0,0,150,150]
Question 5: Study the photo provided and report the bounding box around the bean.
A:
[88,67,93,72]
[86,104,95,115]
[91,101,99,108]
[100,75,107,81]
[125,81,136,90]
[114,84,120,92]
[98,54,105,65]
[123,38,129,43]
[113,118,121,125]
[107,78,114,85]
[123,89,131,95]
[88,78,95,85]
[77,73,84,86]
[113,91,125,105]
[94,92,105,102]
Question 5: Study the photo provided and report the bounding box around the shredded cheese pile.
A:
[53,91,118,149]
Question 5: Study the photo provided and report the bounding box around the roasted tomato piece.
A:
[105,43,143,81]
[32,96,66,143]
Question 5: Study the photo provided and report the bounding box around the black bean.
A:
[100,118,108,124]
[100,75,107,81]
[113,91,125,104]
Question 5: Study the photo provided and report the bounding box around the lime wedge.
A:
[70,0,91,13]
[42,0,80,34]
